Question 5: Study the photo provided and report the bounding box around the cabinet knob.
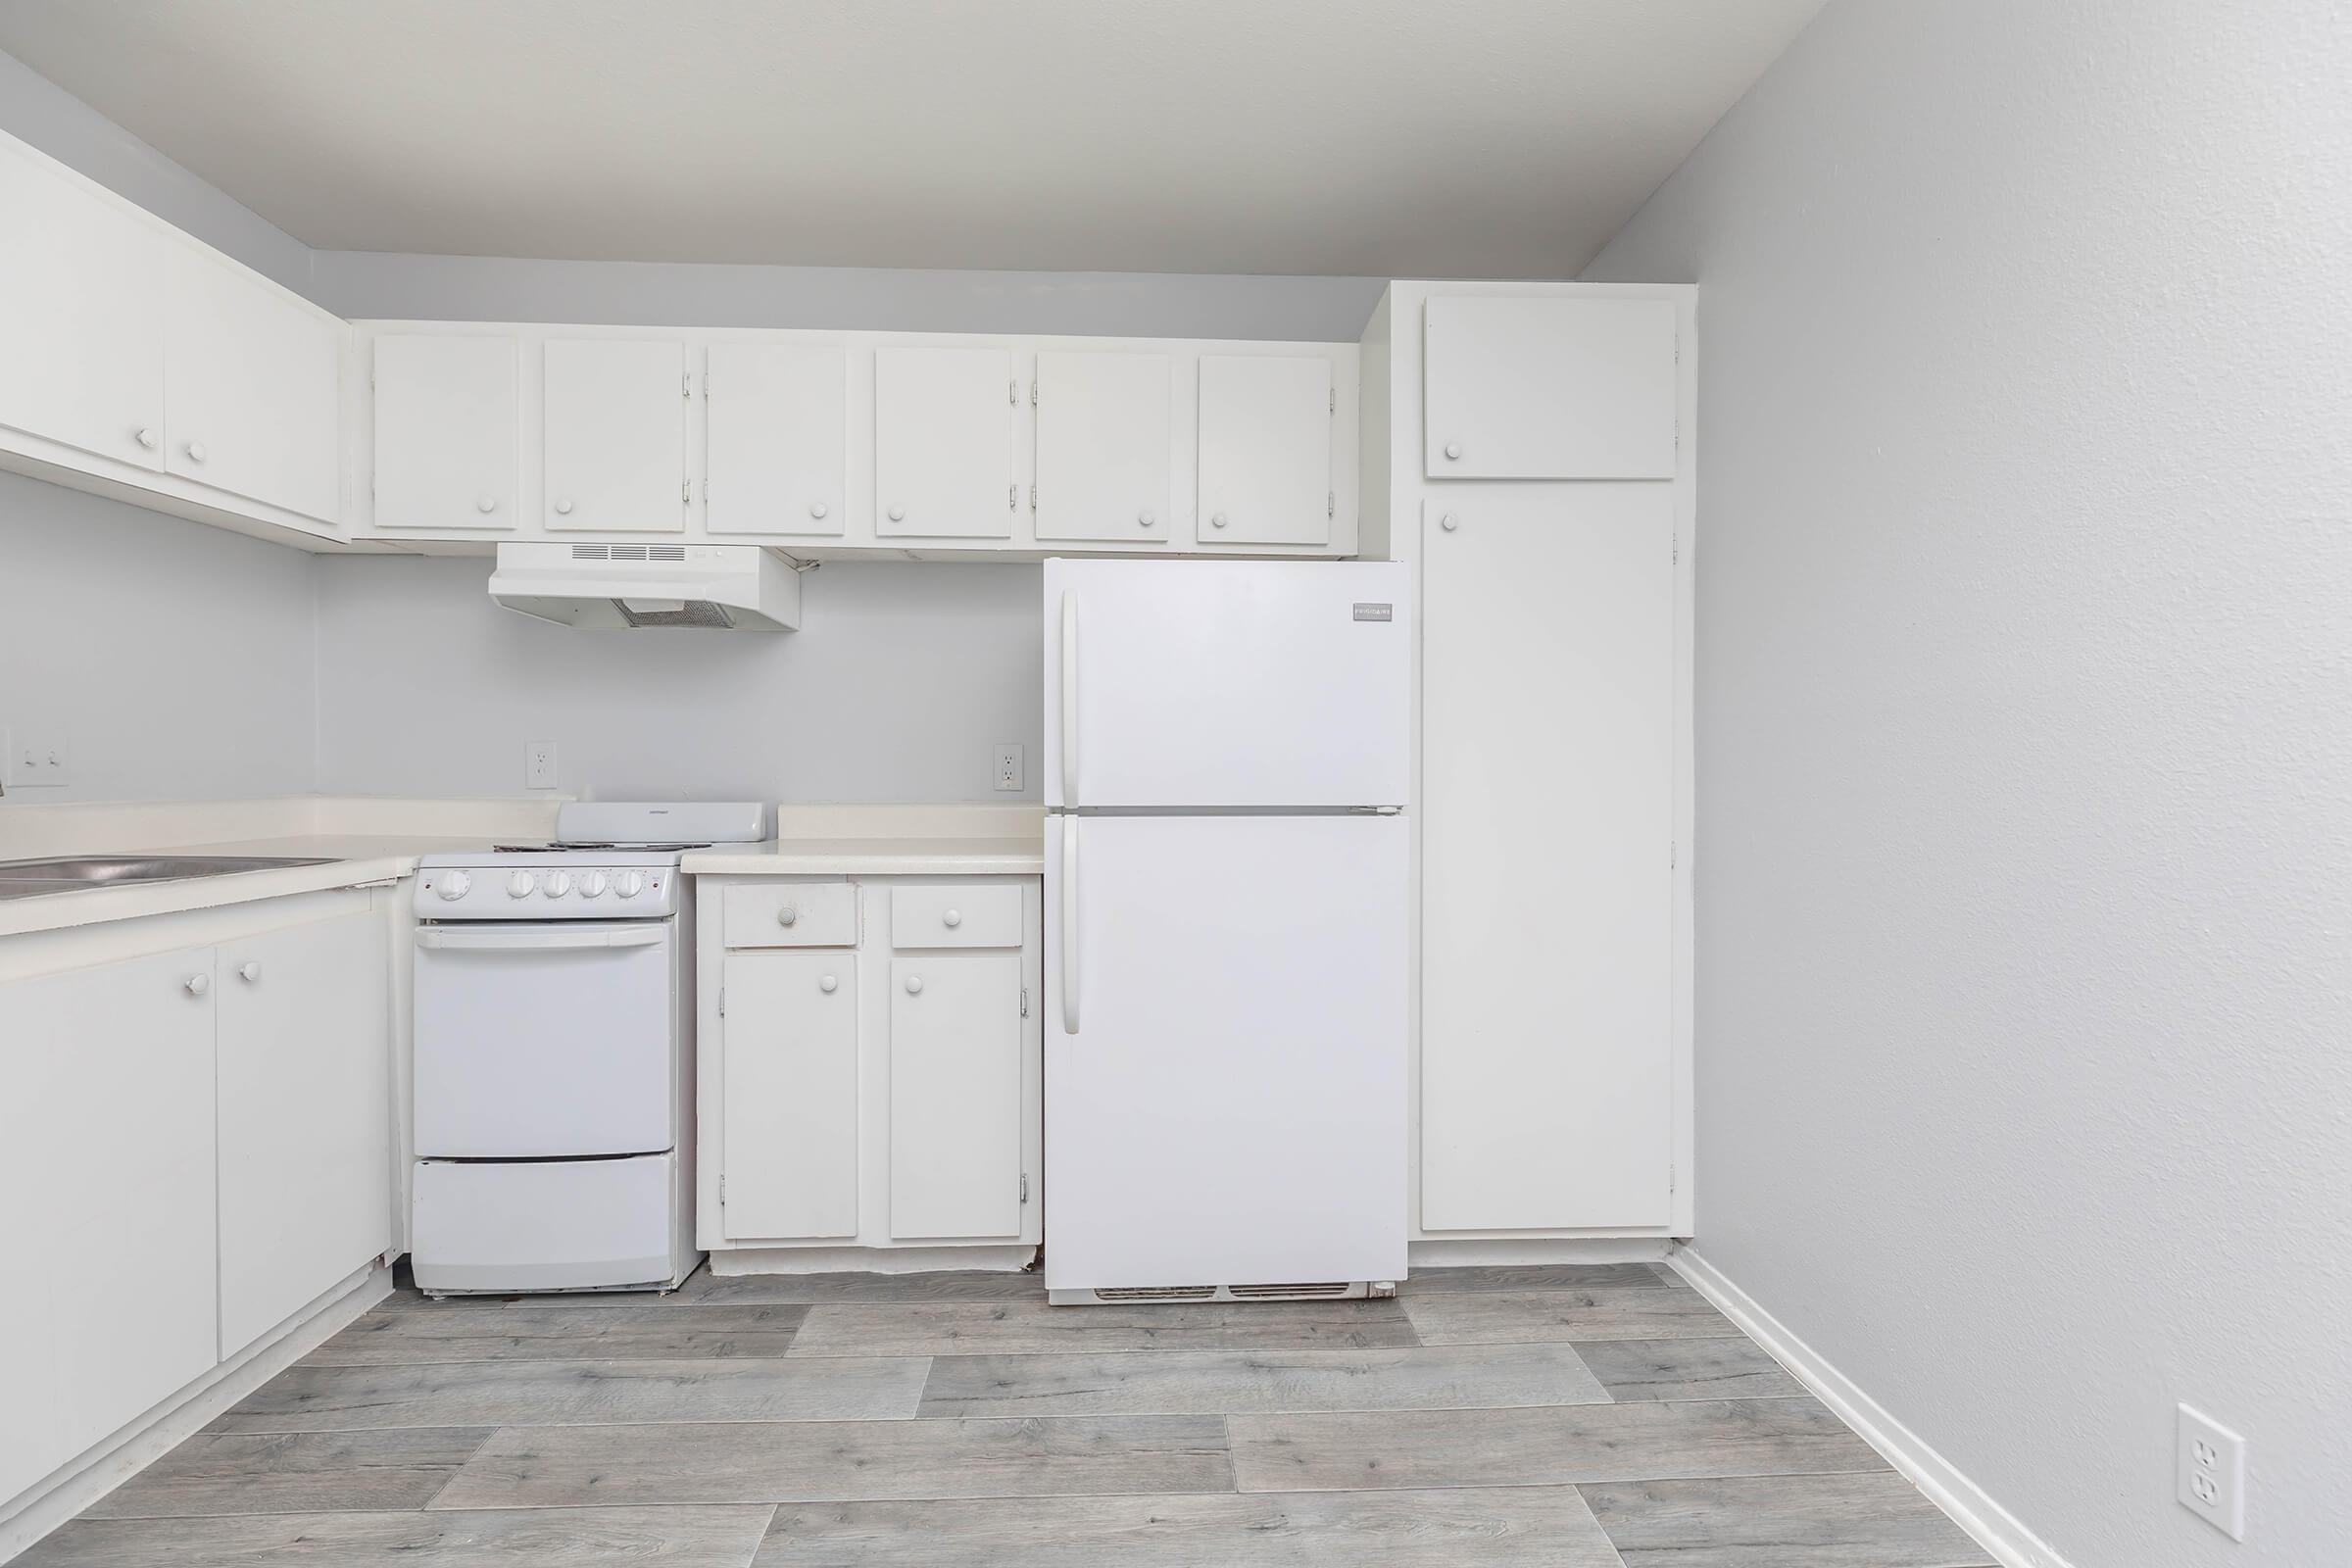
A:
[809,501,829,519]
[905,975,924,995]
[1210,512,1229,529]
[133,426,157,450]
[1440,513,1460,532]
[942,908,962,928]
[238,961,261,983]
[476,495,498,514]
[819,974,838,994]
[1138,510,1156,528]
[185,440,208,464]
[1443,441,1462,461]
[184,973,210,997]
[886,505,906,523]
[553,498,574,515]
[776,906,799,927]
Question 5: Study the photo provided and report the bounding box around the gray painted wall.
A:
[1585,2,2352,1564]
[0,471,317,802]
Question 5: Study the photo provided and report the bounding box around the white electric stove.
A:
[409,801,768,1296]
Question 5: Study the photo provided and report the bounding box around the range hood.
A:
[488,544,802,630]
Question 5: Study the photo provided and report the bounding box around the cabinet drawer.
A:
[723,882,858,947]
[890,883,1023,949]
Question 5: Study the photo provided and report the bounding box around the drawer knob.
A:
[1440,513,1459,532]
[133,426,157,450]
[777,905,799,926]
[238,961,262,983]
[1138,510,1156,528]
[1443,441,1462,461]
[942,908,961,928]
[905,975,924,995]
[887,505,906,522]
[809,501,829,519]
[183,973,210,997]
[476,495,498,514]
[819,974,838,994]
[554,498,574,515]
[186,440,208,464]
[1209,512,1229,529]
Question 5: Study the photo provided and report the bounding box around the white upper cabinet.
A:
[165,246,343,521]
[706,341,846,537]
[1197,354,1332,546]
[371,335,519,530]
[874,344,1016,538]
[1033,350,1173,544]
[0,139,167,469]
[1424,296,1678,478]
[544,337,687,532]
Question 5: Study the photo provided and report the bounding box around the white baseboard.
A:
[710,1244,1037,1276]
[0,1262,391,1564]
[1408,1237,1672,1268]
[1666,1246,2076,1568]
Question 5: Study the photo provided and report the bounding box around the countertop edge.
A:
[0,852,422,940]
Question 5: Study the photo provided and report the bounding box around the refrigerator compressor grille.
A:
[1228,1281,1352,1298]
[1080,1282,1362,1303]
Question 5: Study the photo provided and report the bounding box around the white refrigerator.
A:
[1042,559,1411,1303]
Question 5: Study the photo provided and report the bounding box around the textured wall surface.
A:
[0,471,318,802]
[1585,2,2352,1564]
[313,557,1043,803]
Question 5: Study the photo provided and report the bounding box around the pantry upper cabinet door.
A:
[0,141,166,469]
[1424,296,1678,479]
[1033,351,1172,544]
[372,336,519,530]
[706,341,846,537]
[874,344,1016,539]
[165,246,343,522]
[1197,355,1332,547]
[544,338,687,532]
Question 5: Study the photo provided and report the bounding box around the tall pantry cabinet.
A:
[1361,281,1695,1245]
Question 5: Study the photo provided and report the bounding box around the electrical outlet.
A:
[3,726,70,788]
[993,743,1024,793]
[526,740,559,791]
[2178,1403,2246,1541]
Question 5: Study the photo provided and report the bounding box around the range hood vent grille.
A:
[614,599,734,629]
[571,544,688,563]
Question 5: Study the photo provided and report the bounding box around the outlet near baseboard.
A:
[2178,1402,2246,1542]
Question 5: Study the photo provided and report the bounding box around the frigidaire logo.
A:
[1352,603,1394,621]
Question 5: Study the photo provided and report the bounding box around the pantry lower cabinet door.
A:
[721,953,858,1241]
[216,910,391,1359]
[889,954,1022,1240]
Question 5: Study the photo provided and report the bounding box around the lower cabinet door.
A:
[0,948,219,1493]
[721,952,858,1241]
[889,954,1022,1241]
[216,910,391,1357]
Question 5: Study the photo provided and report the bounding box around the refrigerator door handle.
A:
[1060,587,1080,806]
[1060,815,1081,1035]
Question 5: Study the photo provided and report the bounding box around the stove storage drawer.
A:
[723,880,858,948]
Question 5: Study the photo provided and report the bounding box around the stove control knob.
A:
[539,870,572,898]
[577,871,608,899]
[615,870,647,899]
[507,870,535,899]
[436,870,473,901]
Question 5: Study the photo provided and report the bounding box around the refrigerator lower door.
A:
[1045,812,1408,1298]
[1043,559,1411,809]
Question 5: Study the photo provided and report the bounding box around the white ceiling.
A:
[0,0,1825,277]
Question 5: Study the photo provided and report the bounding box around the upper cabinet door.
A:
[706,341,847,537]
[372,335,519,530]
[1424,296,1678,478]
[1034,351,1172,544]
[544,338,687,533]
[1197,355,1331,547]
[874,344,1015,538]
[165,248,343,521]
[0,142,166,469]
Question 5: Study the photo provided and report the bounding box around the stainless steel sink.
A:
[0,855,337,901]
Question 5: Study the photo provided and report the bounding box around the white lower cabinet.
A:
[0,898,391,1507]
[701,876,1041,1257]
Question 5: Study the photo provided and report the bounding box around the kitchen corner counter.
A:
[0,834,479,940]
[681,803,1046,877]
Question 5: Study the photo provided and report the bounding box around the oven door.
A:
[414,919,677,1158]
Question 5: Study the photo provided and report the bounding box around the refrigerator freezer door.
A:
[1044,559,1410,808]
[1045,812,1408,1293]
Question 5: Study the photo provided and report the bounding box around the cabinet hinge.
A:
[682,478,692,505]
[719,1174,727,1203]
[1028,484,1036,512]
[717,985,725,1018]
[1008,482,1018,512]
[1008,379,1019,407]
[682,372,692,398]
[1020,1173,1030,1203]
[1329,388,1335,415]
[1327,491,1335,517]
[1673,531,1679,565]
[1030,381,1039,407]
[1019,986,1030,1017]
[1671,842,1677,869]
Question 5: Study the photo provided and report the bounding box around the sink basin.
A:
[0,855,337,901]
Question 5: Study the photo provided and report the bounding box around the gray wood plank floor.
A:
[20,1262,1993,1568]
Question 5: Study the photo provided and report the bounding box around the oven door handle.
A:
[417,925,667,952]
